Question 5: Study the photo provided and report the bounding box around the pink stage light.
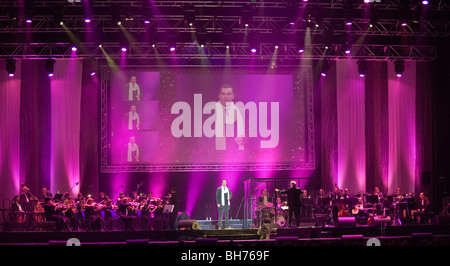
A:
[48,73,54,77]
[26,19,32,24]
[250,48,257,53]
[121,47,127,52]
[422,0,429,5]
[85,18,91,23]
[298,49,304,53]
[71,46,77,52]
[170,47,176,52]
[8,73,14,77]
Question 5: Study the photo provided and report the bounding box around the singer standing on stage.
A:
[216,180,232,229]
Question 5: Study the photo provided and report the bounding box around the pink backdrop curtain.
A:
[50,59,83,196]
[336,60,366,194]
[388,61,417,194]
[0,60,22,202]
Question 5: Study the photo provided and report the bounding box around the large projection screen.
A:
[100,66,315,172]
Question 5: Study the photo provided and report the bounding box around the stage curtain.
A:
[365,61,389,194]
[387,61,417,194]
[320,60,338,192]
[50,59,83,195]
[79,59,99,196]
[415,62,433,194]
[0,60,22,202]
[336,59,366,194]
[19,60,52,197]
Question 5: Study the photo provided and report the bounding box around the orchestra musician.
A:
[19,184,36,212]
[43,197,71,231]
[117,197,138,231]
[256,189,273,226]
[415,192,432,224]
[40,187,53,202]
[83,197,102,231]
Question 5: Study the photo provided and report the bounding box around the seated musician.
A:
[331,184,341,200]
[19,184,35,212]
[62,192,78,230]
[117,192,126,204]
[83,197,102,231]
[40,187,53,203]
[98,192,109,205]
[153,199,165,230]
[342,188,353,199]
[10,195,25,224]
[351,197,370,225]
[43,197,71,231]
[11,195,24,212]
[257,190,271,208]
[117,197,137,231]
[98,198,117,219]
[415,192,432,224]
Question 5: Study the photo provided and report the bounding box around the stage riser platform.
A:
[1,224,449,245]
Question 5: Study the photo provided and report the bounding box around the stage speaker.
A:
[373,216,392,226]
[258,223,280,240]
[177,219,201,230]
[337,217,356,227]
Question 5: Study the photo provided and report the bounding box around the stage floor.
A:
[1,219,450,246]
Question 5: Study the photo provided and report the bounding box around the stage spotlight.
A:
[250,48,257,53]
[45,58,55,77]
[422,1,429,5]
[394,60,405,77]
[71,46,77,52]
[321,59,330,77]
[6,59,16,77]
[170,47,176,52]
[357,59,367,78]
[121,47,127,52]
[85,18,91,23]
[26,19,32,24]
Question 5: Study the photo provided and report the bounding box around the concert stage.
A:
[1,219,450,246]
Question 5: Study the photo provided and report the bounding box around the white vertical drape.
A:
[0,60,22,201]
[336,59,366,194]
[50,59,82,196]
[388,61,417,194]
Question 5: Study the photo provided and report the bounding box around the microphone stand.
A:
[68,182,79,196]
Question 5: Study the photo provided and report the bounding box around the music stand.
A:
[53,193,63,202]
[365,195,379,205]
[163,204,174,214]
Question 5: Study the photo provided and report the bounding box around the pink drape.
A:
[50,59,83,196]
[336,60,366,194]
[0,60,22,201]
[388,61,417,194]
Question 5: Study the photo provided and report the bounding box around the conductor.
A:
[275,181,303,228]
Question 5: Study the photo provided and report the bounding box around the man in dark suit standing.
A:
[275,181,303,228]
[216,180,232,229]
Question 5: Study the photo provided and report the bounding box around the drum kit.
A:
[254,200,289,228]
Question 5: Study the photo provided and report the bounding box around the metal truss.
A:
[0,0,447,59]
[0,42,436,61]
